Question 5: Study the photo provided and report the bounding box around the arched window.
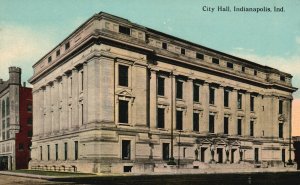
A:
[6,97,9,116]
[1,100,5,117]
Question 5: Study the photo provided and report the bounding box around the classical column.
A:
[61,74,68,131]
[52,79,60,133]
[83,63,88,125]
[168,72,176,165]
[71,68,79,129]
[216,85,224,134]
[185,78,194,131]
[149,68,157,129]
[87,59,98,124]
[40,87,45,135]
[201,82,209,133]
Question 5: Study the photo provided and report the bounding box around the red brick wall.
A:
[15,87,32,169]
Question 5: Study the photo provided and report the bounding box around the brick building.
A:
[29,12,297,173]
[0,67,33,170]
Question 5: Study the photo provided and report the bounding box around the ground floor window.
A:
[122,140,131,160]
[162,143,170,160]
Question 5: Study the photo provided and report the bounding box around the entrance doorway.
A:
[231,149,236,163]
[217,148,223,163]
[0,156,8,170]
[200,147,207,162]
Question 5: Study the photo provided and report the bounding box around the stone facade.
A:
[0,67,33,170]
[29,12,297,173]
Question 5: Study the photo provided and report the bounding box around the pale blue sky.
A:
[0,0,300,98]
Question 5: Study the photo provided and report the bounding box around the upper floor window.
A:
[181,48,185,55]
[56,49,60,57]
[254,70,258,76]
[176,110,183,130]
[280,75,286,82]
[162,42,168,50]
[250,120,254,137]
[212,58,219,65]
[227,62,233,69]
[193,84,200,102]
[1,100,5,117]
[224,117,229,135]
[65,42,70,50]
[279,123,283,138]
[118,65,129,87]
[176,80,183,99]
[157,108,165,129]
[6,98,9,116]
[237,93,242,109]
[74,141,78,160]
[193,113,199,132]
[157,77,165,96]
[237,119,242,136]
[27,118,32,125]
[119,100,129,124]
[48,56,52,63]
[224,90,229,107]
[242,66,245,72]
[250,96,255,112]
[119,25,130,35]
[209,114,215,133]
[279,100,283,114]
[27,104,32,112]
[209,87,215,105]
[196,53,204,60]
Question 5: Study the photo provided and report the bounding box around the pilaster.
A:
[149,68,157,129]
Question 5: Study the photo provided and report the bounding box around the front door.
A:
[217,148,223,163]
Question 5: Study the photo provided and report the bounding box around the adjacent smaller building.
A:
[0,67,32,170]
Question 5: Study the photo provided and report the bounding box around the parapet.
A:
[9,66,22,74]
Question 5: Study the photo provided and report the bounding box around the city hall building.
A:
[29,12,297,173]
[0,67,32,170]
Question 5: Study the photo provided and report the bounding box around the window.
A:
[279,123,283,138]
[40,146,43,160]
[176,111,183,130]
[162,143,170,160]
[2,132,5,140]
[250,96,255,112]
[55,144,58,161]
[237,93,242,109]
[119,25,130,35]
[27,104,32,112]
[6,130,10,139]
[193,84,200,102]
[209,87,215,105]
[209,115,215,133]
[6,118,10,127]
[157,77,165,96]
[122,140,131,160]
[75,141,78,160]
[237,119,242,136]
[157,108,165,129]
[176,80,183,99]
[196,53,204,60]
[48,56,52,63]
[81,104,84,125]
[212,58,219,64]
[280,75,286,82]
[19,143,24,150]
[47,145,50,160]
[254,70,257,76]
[64,142,68,160]
[6,98,9,116]
[1,100,4,117]
[193,113,199,132]
[56,49,60,57]
[227,62,233,69]
[119,100,128,123]
[162,42,167,50]
[28,130,32,137]
[250,121,254,137]
[65,42,70,50]
[181,48,185,55]
[27,118,32,125]
[2,120,5,129]
[224,117,229,135]
[81,71,84,91]
[242,66,245,72]
[224,90,229,107]
[119,65,129,87]
[279,100,283,114]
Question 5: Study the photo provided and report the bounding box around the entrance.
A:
[217,148,223,163]
[200,148,206,162]
[0,156,8,170]
[231,149,236,163]
[254,148,259,163]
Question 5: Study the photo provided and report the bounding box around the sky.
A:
[0,0,299,135]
